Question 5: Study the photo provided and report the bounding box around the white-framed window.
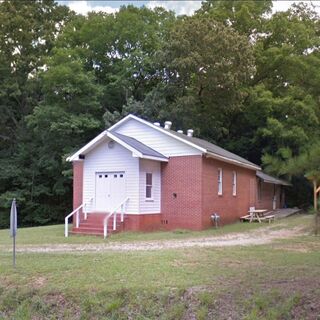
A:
[232,171,237,196]
[146,173,153,199]
[218,168,223,195]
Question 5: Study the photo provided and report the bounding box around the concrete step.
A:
[71,229,104,236]
[79,223,121,229]
[71,212,127,236]
[72,227,116,233]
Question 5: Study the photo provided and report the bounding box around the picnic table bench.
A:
[240,208,275,223]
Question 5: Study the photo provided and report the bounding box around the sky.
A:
[57,1,320,16]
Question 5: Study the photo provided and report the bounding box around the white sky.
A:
[63,1,320,16]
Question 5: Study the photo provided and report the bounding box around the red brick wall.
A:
[160,155,259,230]
[73,160,84,210]
[256,181,282,210]
[124,214,162,231]
[202,157,257,227]
[72,160,84,226]
[161,155,203,230]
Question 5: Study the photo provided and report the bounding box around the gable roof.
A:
[111,131,167,160]
[256,171,291,186]
[109,114,261,170]
[66,130,168,162]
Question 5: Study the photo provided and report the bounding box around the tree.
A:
[278,141,320,212]
[198,0,272,36]
[159,15,255,139]
[0,0,73,147]
[0,0,73,226]
[56,6,175,114]
[234,5,320,208]
[2,47,103,226]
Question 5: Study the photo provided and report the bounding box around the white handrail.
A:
[65,204,83,237]
[103,197,129,239]
[84,197,93,220]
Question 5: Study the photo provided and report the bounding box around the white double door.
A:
[95,172,126,212]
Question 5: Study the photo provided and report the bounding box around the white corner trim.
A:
[109,114,207,153]
[206,152,261,171]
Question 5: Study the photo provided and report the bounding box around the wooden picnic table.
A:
[248,209,268,223]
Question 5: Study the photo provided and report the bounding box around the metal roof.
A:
[110,131,167,160]
[161,128,260,169]
[256,171,291,186]
[70,114,261,169]
[108,114,261,170]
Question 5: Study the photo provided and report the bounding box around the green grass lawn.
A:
[0,214,312,246]
[0,214,319,319]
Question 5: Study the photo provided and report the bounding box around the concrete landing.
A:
[272,208,302,219]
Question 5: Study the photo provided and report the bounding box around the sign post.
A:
[10,198,17,268]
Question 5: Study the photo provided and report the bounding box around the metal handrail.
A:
[65,198,94,237]
[103,197,129,239]
[65,204,83,237]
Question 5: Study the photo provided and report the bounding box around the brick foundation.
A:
[124,214,162,231]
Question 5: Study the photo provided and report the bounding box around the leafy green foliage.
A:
[0,0,319,227]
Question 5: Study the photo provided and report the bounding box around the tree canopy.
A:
[0,0,319,227]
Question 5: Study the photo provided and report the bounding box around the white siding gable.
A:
[83,139,139,214]
[114,118,202,157]
[139,159,161,213]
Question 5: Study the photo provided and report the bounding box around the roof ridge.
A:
[110,114,260,170]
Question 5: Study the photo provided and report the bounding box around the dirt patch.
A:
[32,276,47,289]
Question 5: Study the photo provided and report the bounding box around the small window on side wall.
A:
[218,168,223,195]
[146,173,152,199]
[232,171,237,196]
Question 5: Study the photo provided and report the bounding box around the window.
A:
[232,171,237,196]
[218,168,223,195]
[146,173,152,199]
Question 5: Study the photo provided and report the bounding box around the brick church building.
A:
[66,114,290,236]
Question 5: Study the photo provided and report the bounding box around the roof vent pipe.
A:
[153,122,160,127]
[164,121,172,130]
[187,129,194,137]
[177,130,183,134]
